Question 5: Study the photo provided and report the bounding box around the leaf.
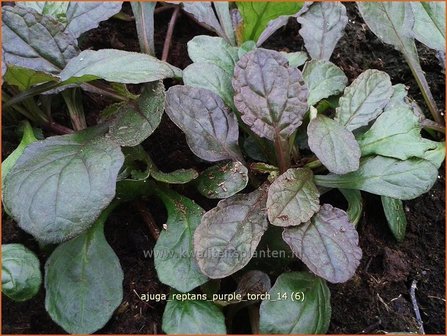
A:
[233,48,309,141]
[152,168,198,185]
[411,2,445,52]
[3,127,124,243]
[236,2,303,42]
[45,210,123,334]
[194,187,269,278]
[281,51,308,68]
[187,36,239,76]
[243,135,270,162]
[421,141,445,169]
[238,40,257,59]
[153,188,208,293]
[183,63,235,109]
[162,299,226,334]
[357,106,438,160]
[259,272,331,334]
[339,189,363,226]
[64,2,123,38]
[60,49,182,84]
[196,161,248,199]
[2,6,79,74]
[16,2,69,19]
[381,196,407,242]
[165,85,242,162]
[385,84,409,111]
[335,69,393,131]
[4,65,59,91]
[303,60,348,106]
[283,204,362,283]
[131,2,156,55]
[314,156,438,200]
[308,115,361,174]
[297,2,348,60]
[107,81,165,147]
[267,168,320,227]
[2,244,41,302]
[214,2,236,46]
[236,270,271,296]
[2,121,38,189]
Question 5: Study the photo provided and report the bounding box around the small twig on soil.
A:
[161,6,180,62]
[410,279,425,334]
[135,201,160,240]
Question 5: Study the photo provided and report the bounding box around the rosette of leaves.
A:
[162,37,444,333]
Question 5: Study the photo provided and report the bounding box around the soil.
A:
[2,3,445,334]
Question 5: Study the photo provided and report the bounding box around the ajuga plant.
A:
[1,1,445,335]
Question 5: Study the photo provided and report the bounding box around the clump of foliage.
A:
[2,1,445,335]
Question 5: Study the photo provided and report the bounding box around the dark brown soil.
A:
[2,2,445,334]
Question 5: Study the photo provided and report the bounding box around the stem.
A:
[162,7,180,62]
[45,122,74,135]
[314,174,352,189]
[135,201,160,240]
[81,82,129,102]
[274,133,290,174]
[62,88,87,131]
[304,159,322,169]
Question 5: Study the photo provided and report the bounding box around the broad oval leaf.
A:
[335,69,393,131]
[2,244,41,302]
[162,299,226,334]
[233,48,309,141]
[281,51,308,68]
[303,60,348,106]
[194,187,268,278]
[357,106,437,160]
[3,128,124,243]
[165,85,243,162]
[108,81,165,147]
[4,65,59,91]
[45,214,123,334]
[421,141,446,169]
[283,204,362,283]
[314,156,438,200]
[2,5,79,74]
[385,84,409,111]
[267,168,320,227]
[236,2,304,42]
[297,2,348,60]
[196,161,249,199]
[308,114,361,174]
[60,49,182,84]
[411,2,445,52]
[259,272,331,334]
[154,188,208,293]
[152,168,198,185]
[381,196,407,242]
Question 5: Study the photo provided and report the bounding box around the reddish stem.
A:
[161,7,180,62]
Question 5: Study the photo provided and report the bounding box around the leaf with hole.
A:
[283,204,362,283]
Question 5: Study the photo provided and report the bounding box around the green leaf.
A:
[196,161,249,199]
[162,298,226,334]
[297,2,348,60]
[421,141,445,169]
[281,51,308,68]
[3,127,124,243]
[2,5,79,74]
[236,2,303,42]
[131,2,156,56]
[60,49,182,84]
[183,63,235,109]
[2,121,38,189]
[152,169,198,185]
[2,244,41,302]
[267,168,320,227]
[4,65,59,91]
[153,188,208,293]
[238,40,257,59]
[17,2,69,20]
[308,114,361,174]
[303,60,348,106]
[411,2,445,52]
[314,156,438,200]
[357,106,437,160]
[233,48,309,141]
[339,189,363,226]
[385,84,409,111]
[165,85,243,162]
[283,204,362,283]
[119,145,153,181]
[107,81,165,147]
[194,187,269,278]
[381,196,407,242]
[259,272,331,334]
[335,69,393,131]
[45,209,123,334]
[187,36,238,76]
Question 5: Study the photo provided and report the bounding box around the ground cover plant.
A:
[2,1,445,334]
